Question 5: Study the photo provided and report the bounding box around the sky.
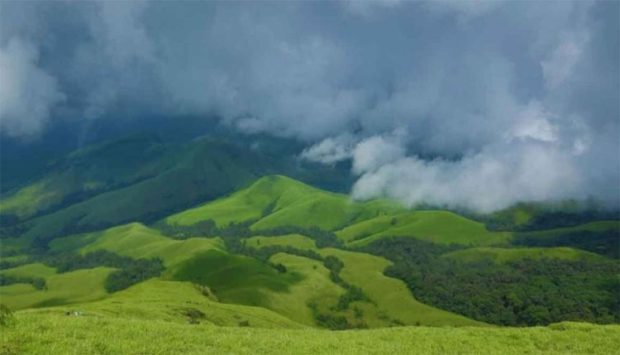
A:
[0,0,618,212]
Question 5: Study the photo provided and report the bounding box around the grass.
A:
[0,267,114,310]
[165,175,403,231]
[24,278,304,328]
[232,234,481,327]
[441,247,605,264]
[50,223,224,268]
[319,248,481,327]
[171,250,302,307]
[2,313,618,354]
[260,253,345,326]
[339,211,511,247]
[0,263,56,279]
[0,182,58,218]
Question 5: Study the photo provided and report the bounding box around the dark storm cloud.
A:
[0,0,618,211]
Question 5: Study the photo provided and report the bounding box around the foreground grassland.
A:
[1,313,619,355]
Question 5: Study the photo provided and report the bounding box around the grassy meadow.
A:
[1,312,619,355]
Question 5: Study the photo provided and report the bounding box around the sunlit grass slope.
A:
[319,248,481,327]
[3,313,618,355]
[245,236,479,326]
[0,267,113,310]
[261,253,345,325]
[442,247,605,264]
[0,263,56,279]
[166,175,403,231]
[29,278,305,328]
[50,223,224,267]
[338,211,510,247]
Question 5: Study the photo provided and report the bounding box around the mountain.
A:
[0,134,353,244]
[1,173,618,332]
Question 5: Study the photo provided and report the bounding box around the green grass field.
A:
[1,313,618,354]
[50,223,224,268]
[338,211,511,247]
[0,267,114,310]
[441,247,605,264]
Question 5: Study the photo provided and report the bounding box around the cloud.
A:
[0,38,65,138]
[0,0,617,211]
[541,32,589,89]
[351,140,584,213]
[352,132,406,174]
[300,134,356,165]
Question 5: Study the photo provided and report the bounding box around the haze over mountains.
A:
[1,0,618,211]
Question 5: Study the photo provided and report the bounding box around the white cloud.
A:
[0,38,65,138]
[300,134,355,164]
[352,132,406,174]
[509,101,558,143]
[352,140,583,212]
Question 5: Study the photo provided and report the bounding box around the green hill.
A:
[338,211,510,247]
[165,175,508,248]
[166,175,402,231]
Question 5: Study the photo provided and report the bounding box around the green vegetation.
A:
[171,250,302,307]
[514,222,620,258]
[339,211,511,247]
[244,234,317,250]
[2,312,619,354]
[442,247,604,263]
[364,237,620,326]
[0,267,114,310]
[1,167,619,353]
[166,175,402,232]
[1,135,352,244]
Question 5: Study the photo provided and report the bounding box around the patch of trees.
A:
[363,237,620,326]
[514,230,620,259]
[307,301,367,330]
[157,220,342,248]
[0,274,46,290]
[41,250,164,292]
[104,259,164,292]
[518,211,619,231]
[485,209,620,232]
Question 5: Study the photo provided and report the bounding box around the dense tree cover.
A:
[0,274,46,290]
[484,209,619,231]
[518,211,619,231]
[0,258,31,271]
[364,238,620,326]
[41,250,164,292]
[514,230,620,259]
